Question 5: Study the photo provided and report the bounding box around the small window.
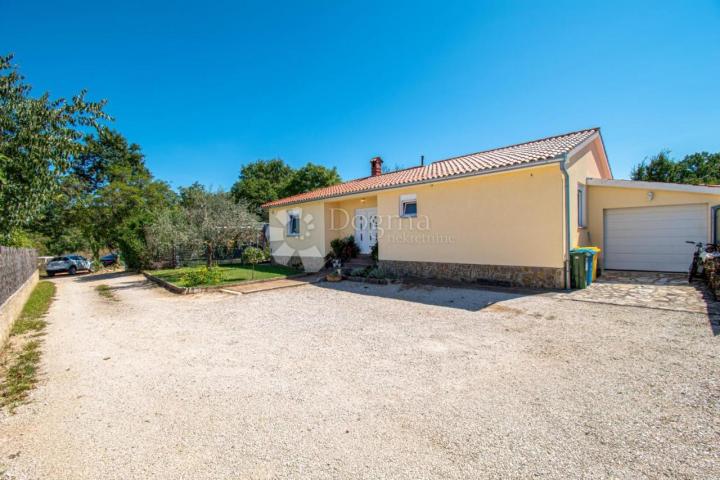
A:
[577,184,587,227]
[400,194,417,217]
[287,212,300,236]
[714,206,720,245]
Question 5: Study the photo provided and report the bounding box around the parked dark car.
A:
[100,252,119,267]
[45,255,93,276]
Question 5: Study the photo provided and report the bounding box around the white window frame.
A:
[287,211,301,237]
[399,194,417,218]
[577,184,587,228]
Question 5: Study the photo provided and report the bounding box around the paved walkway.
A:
[556,270,720,315]
[221,273,324,294]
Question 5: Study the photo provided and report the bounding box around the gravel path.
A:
[0,273,718,479]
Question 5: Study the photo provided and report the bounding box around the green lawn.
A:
[11,281,56,336]
[149,263,301,287]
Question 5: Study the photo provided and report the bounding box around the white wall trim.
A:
[588,178,720,195]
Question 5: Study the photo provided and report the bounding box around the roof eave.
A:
[587,178,720,195]
[263,157,565,209]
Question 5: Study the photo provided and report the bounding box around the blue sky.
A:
[2,0,719,188]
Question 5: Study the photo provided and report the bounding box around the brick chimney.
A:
[370,156,383,176]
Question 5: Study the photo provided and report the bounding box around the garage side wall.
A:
[587,185,720,269]
[566,138,611,248]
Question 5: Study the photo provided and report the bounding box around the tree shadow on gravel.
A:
[73,271,157,292]
[314,279,544,312]
[75,271,136,283]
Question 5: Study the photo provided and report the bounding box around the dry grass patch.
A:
[1,281,55,412]
[95,284,118,301]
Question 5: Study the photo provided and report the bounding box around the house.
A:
[262,128,720,288]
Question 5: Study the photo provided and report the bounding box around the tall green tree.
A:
[231,159,341,219]
[283,162,341,197]
[0,53,109,243]
[675,152,720,185]
[28,128,176,265]
[632,150,720,185]
[230,159,293,218]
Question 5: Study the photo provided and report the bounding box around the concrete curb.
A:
[142,270,312,295]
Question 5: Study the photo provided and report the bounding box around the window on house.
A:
[400,194,417,217]
[714,206,720,245]
[287,212,300,236]
[577,184,587,227]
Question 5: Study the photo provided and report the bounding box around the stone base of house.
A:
[272,255,325,273]
[378,260,564,289]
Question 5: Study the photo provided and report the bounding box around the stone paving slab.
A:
[222,274,324,294]
[555,271,720,315]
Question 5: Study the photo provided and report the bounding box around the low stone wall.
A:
[0,270,39,346]
[378,259,564,289]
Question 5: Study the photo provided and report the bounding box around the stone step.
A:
[344,255,373,267]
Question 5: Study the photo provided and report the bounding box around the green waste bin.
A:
[570,250,589,289]
[575,248,598,286]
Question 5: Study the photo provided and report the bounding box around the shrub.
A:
[117,230,151,271]
[370,242,378,262]
[181,266,223,287]
[327,236,360,262]
[350,267,368,277]
[366,267,386,279]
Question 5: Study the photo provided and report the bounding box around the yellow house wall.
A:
[268,201,326,270]
[587,185,720,266]
[324,196,378,251]
[375,164,565,268]
[566,138,609,247]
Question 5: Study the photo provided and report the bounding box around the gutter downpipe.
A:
[560,154,571,290]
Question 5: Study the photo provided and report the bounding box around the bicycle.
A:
[686,241,717,282]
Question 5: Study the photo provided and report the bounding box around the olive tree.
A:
[242,246,266,279]
[181,186,260,267]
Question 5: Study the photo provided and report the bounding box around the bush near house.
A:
[180,266,223,287]
[326,236,360,263]
[366,267,387,279]
[350,267,369,277]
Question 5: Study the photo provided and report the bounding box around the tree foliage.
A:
[231,159,341,218]
[282,162,342,197]
[631,150,720,185]
[24,126,175,267]
[242,246,266,279]
[230,159,293,218]
[147,185,260,267]
[0,54,109,242]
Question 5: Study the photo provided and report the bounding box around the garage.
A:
[604,204,706,272]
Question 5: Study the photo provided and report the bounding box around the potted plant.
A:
[326,259,343,282]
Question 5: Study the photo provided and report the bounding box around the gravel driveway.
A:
[1,273,718,479]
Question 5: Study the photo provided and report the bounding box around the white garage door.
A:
[604,204,707,272]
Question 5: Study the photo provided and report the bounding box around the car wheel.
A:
[47,271,55,277]
[68,266,77,275]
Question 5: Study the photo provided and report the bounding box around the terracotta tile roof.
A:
[262,127,599,208]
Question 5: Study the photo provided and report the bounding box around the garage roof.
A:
[587,178,720,195]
